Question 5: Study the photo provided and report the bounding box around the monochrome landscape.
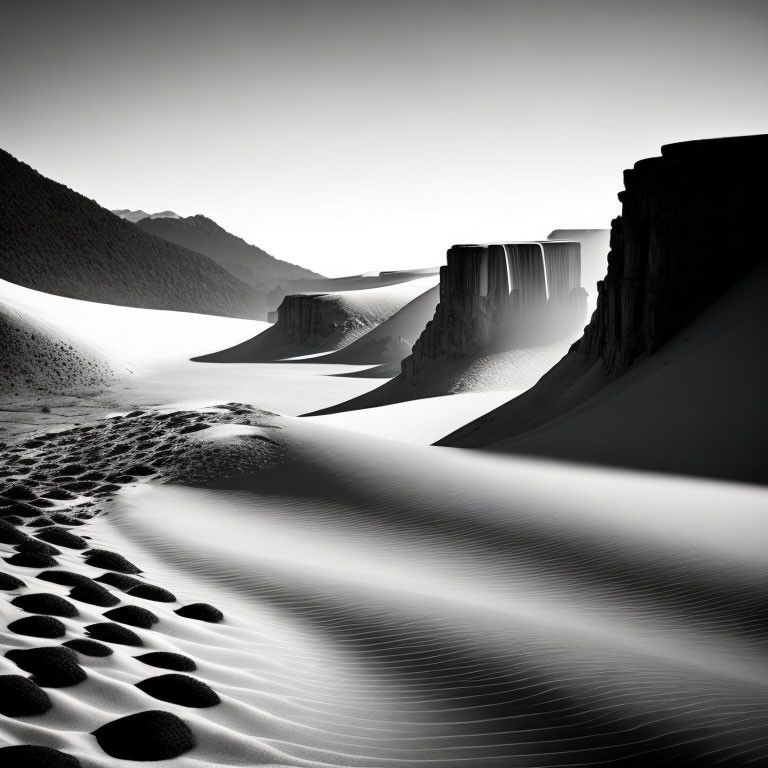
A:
[1,2,767,766]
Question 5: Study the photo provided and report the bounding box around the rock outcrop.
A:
[402,241,586,379]
[195,278,436,363]
[546,229,610,313]
[577,134,767,381]
[438,134,768,484]
[321,285,440,366]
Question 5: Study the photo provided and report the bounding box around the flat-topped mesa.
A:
[275,293,346,347]
[402,241,586,378]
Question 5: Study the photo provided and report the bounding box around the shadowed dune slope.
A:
[0,149,265,319]
[304,334,578,415]
[0,294,116,395]
[439,259,768,485]
[441,135,768,485]
[91,418,768,767]
[320,284,439,365]
[194,277,437,363]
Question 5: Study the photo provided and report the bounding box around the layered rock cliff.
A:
[578,134,767,380]
[402,241,587,378]
[438,134,768,483]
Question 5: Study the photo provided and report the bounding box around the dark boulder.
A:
[103,605,159,629]
[11,593,79,618]
[63,638,114,657]
[6,645,87,687]
[83,549,141,574]
[69,583,120,607]
[93,710,195,760]
[128,583,176,603]
[0,745,81,767]
[35,528,88,550]
[8,615,67,638]
[135,651,196,672]
[136,673,220,708]
[0,675,52,716]
[174,603,224,623]
[85,622,143,646]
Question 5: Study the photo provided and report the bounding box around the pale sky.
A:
[2,1,767,276]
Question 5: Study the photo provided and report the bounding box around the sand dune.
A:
[319,284,440,366]
[194,277,438,364]
[440,260,768,485]
[0,278,264,378]
[0,296,116,396]
[3,410,765,766]
[306,333,579,416]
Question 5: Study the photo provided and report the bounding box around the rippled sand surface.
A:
[84,419,768,767]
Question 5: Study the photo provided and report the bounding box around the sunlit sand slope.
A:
[3,409,765,766]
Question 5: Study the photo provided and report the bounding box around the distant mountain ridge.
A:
[112,209,181,222]
[130,213,323,292]
[0,149,265,319]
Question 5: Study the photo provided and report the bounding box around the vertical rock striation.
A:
[402,241,586,378]
[577,135,768,379]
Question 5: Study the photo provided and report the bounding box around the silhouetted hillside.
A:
[134,214,322,291]
[0,149,265,319]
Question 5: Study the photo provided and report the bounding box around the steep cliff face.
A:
[274,293,372,347]
[578,135,767,380]
[546,229,610,313]
[438,134,768,483]
[402,241,586,378]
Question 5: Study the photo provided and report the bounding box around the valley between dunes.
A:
[1,277,767,767]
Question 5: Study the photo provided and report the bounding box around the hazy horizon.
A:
[2,0,767,276]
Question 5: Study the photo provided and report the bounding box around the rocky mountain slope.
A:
[132,214,321,293]
[0,150,264,319]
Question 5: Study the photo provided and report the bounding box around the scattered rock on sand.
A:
[6,646,87,687]
[0,519,28,544]
[0,745,81,767]
[5,551,58,568]
[136,673,220,707]
[103,605,159,628]
[95,572,143,591]
[135,651,197,672]
[175,602,224,623]
[69,582,121,607]
[93,710,195,760]
[0,675,53,716]
[37,570,93,587]
[83,549,141,574]
[11,592,80,618]
[15,538,61,556]
[128,583,176,602]
[35,527,88,549]
[0,572,25,590]
[63,638,115,657]
[85,622,143,646]
[8,615,67,638]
